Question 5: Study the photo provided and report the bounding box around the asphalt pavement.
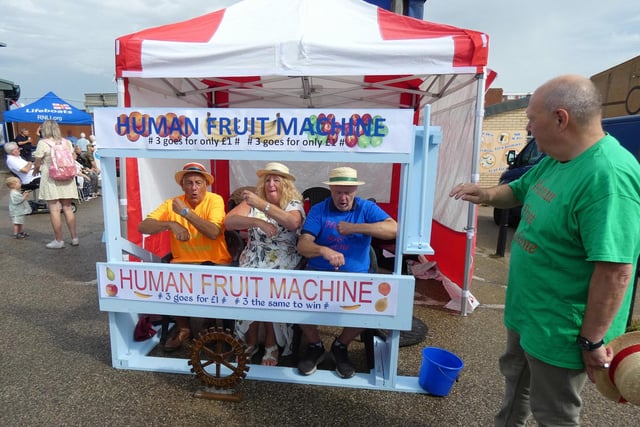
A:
[1,169,638,426]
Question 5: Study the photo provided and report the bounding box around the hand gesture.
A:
[582,346,614,383]
[171,197,187,215]
[257,220,278,238]
[241,189,260,208]
[169,222,190,241]
[322,247,345,270]
[337,221,355,235]
[449,183,485,204]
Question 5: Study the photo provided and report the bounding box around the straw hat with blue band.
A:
[322,167,365,186]
[175,162,214,186]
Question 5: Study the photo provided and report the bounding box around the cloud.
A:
[1,0,638,107]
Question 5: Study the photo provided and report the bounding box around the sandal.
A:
[238,344,258,363]
[261,344,279,366]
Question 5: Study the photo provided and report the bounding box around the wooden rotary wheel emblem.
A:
[188,327,250,400]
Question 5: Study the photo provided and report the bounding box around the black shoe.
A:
[331,338,356,379]
[298,343,326,375]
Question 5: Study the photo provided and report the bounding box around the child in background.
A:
[5,176,32,239]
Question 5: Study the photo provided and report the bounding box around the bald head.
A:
[527,75,606,161]
[535,75,603,126]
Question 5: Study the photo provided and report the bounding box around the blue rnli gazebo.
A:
[4,91,93,124]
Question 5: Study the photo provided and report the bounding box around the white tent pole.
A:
[116,79,128,239]
[461,73,486,316]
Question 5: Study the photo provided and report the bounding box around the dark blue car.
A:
[493,114,640,226]
[493,137,545,225]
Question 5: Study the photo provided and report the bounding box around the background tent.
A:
[4,91,93,124]
[113,0,490,309]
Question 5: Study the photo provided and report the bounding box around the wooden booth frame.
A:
[95,106,441,393]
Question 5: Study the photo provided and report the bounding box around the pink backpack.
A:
[45,139,77,181]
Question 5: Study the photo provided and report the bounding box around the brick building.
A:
[479,92,530,187]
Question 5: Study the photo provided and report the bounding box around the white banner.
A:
[94,108,414,154]
[98,263,399,316]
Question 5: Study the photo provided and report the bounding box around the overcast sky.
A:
[1,0,638,108]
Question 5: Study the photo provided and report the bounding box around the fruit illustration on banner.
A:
[116,111,195,142]
[201,119,237,139]
[320,121,332,135]
[326,133,339,146]
[105,284,118,297]
[106,267,116,281]
[375,297,388,312]
[345,133,359,148]
[305,112,389,149]
[378,282,391,296]
[370,136,383,147]
[357,135,370,148]
[134,291,153,299]
[249,118,281,139]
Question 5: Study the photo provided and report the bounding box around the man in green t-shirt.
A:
[450,75,640,426]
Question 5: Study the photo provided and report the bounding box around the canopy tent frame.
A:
[97,0,492,392]
[143,74,474,111]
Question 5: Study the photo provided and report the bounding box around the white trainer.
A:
[46,240,65,249]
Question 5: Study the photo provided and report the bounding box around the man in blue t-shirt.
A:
[296,167,397,378]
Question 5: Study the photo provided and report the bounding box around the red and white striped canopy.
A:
[117,0,487,78]
[116,0,489,110]
[114,0,492,293]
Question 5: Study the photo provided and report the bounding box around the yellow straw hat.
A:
[256,162,295,181]
[174,162,214,186]
[322,167,365,186]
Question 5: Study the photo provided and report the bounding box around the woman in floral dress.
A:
[224,162,305,366]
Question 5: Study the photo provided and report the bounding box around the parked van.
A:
[493,137,544,225]
[493,114,640,226]
[602,115,640,161]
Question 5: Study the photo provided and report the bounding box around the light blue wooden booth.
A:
[95,107,441,393]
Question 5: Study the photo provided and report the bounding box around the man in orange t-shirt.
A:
[138,162,232,351]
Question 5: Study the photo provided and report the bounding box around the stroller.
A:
[20,177,78,215]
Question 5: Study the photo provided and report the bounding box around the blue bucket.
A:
[418,347,464,396]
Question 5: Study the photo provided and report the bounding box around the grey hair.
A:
[4,141,18,154]
[543,78,602,126]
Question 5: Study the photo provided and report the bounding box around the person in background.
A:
[15,128,34,161]
[4,141,40,190]
[76,132,90,152]
[224,162,305,366]
[450,75,640,426]
[5,176,32,239]
[74,145,100,198]
[73,148,96,200]
[65,130,78,145]
[296,167,397,378]
[32,120,79,249]
[81,142,101,175]
[138,162,232,352]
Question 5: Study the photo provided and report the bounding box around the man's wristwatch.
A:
[180,208,190,217]
[576,335,604,351]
